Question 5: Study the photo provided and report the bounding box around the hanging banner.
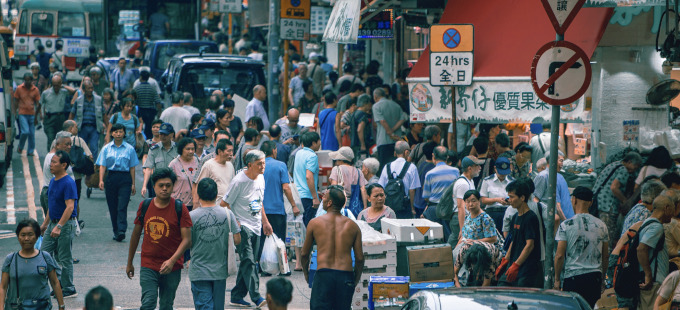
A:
[407,78,587,123]
[322,0,361,44]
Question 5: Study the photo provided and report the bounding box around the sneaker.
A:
[78,220,85,230]
[280,272,292,276]
[114,234,125,242]
[229,299,251,307]
[63,290,78,298]
[260,271,272,277]
[73,258,80,264]
[255,297,267,308]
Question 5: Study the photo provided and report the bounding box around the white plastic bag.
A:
[274,235,290,274]
[260,235,280,275]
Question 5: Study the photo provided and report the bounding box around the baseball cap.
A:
[495,157,511,175]
[572,186,593,201]
[200,118,216,130]
[461,155,484,170]
[329,147,354,162]
[159,123,175,135]
[309,52,320,60]
[190,128,207,139]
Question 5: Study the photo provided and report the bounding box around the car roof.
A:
[414,287,586,309]
[172,54,264,65]
[21,0,85,11]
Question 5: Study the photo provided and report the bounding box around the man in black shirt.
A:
[496,178,542,288]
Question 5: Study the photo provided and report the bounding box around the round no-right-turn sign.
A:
[530,40,592,106]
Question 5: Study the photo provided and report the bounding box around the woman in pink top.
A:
[358,183,396,231]
[168,138,199,209]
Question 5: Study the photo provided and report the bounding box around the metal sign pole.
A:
[267,0,281,120]
[283,41,291,112]
[543,32,563,289]
[451,86,457,152]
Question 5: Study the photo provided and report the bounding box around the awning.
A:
[407,0,613,124]
[408,1,613,79]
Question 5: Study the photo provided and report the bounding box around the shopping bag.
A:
[34,236,42,249]
[274,234,290,274]
[286,215,306,247]
[260,235,280,275]
[228,233,237,276]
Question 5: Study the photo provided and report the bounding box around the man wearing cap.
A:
[134,69,163,139]
[191,128,207,158]
[69,80,104,159]
[41,74,77,151]
[554,186,609,308]
[450,155,483,246]
[142,123,177,198]
[533,151,573,225]
[422,146,459,220]
[378,141,421,219]
[480,157,514,233]
[246,85,270,130]
[160,92,192,139]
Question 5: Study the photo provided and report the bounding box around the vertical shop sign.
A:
[322,0,361,44]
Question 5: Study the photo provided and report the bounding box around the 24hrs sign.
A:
[429,24,474,86]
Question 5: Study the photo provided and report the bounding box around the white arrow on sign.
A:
[540,0,586,35]
[530,41,592,106]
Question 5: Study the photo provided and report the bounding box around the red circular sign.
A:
[530,40,592,106]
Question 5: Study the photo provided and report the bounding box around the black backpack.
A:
[613,219,665,298]
[137,198,184,227]
[385,162,411,212]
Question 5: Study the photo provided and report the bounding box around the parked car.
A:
[143,40,218,80]
[160,53,266,110]
[401,287,592,310]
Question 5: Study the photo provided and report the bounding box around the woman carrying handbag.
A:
[0,219,64,310]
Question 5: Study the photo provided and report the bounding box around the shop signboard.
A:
[218,0,242,13]
[574,138,587,155]
[358,9,394,39]
[429,24,474,86]
[322,0,361,44]
[623,120,640,142]
[530,40,592,106]
[407,78,586,123]
[540,0,586,35]
[281,0,311,19]
[310,6,332,35]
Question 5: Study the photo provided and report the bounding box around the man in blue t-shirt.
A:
[40,150,79,298]
[259,141,300,273]
[318,92,339,151]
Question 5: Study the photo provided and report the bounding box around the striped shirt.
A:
[422,162,460,204]
[71,96,97,125]
[134,82,161,109]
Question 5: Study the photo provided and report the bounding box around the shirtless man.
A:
[301,186,365,310]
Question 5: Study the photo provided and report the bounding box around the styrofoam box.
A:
[363,238,397,256]
[364,251,397,268]
[356,266,398,290]
[380,218,444,242]
[352,295,369,310]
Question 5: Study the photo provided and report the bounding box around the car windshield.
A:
[439,292,585,310]
[155,44,217,70]
[179,64,261,100]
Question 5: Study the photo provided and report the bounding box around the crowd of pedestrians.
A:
[7,51,680,310]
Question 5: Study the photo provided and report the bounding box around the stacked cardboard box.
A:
[352,238,398,310]
[368,276,410,310]
[406,244,454,283]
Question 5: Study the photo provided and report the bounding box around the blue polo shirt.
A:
[48,175,78,220]
[557,173,574,219]
[96,141,139,171]
[293,147,319,199]
[263,157,290,215]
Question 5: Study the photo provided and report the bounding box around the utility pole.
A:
[267,0,281,121]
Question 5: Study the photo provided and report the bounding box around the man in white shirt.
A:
[246,85,270,129]
[220,150,273,308]
[480,157,514,236]
[160,92,192,138]
[451,156,483,246]
[378,141,421,219]
[193,139,235,204]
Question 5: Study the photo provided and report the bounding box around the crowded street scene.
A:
[2,0,680,309]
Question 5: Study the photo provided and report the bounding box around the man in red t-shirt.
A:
[126,168,192,310]
[13,72,41,155]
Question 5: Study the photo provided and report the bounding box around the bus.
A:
[13,0,103,79]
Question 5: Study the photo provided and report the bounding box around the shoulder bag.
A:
[71,137,95,175]
[9,251,51,310]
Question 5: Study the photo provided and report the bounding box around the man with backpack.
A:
[126,168,193,310]
[554,186,609,308]
[449,156,483,246]
[422,146,459,223]
[378,141,421,219]
[613,195,675,310]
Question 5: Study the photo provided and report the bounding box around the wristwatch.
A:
[56,224,63,229]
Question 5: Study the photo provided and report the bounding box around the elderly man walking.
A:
[41,74,76,151]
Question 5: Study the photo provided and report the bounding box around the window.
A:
[57,12,85,37]
[30,12,54,35]
[18,10,28,34]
